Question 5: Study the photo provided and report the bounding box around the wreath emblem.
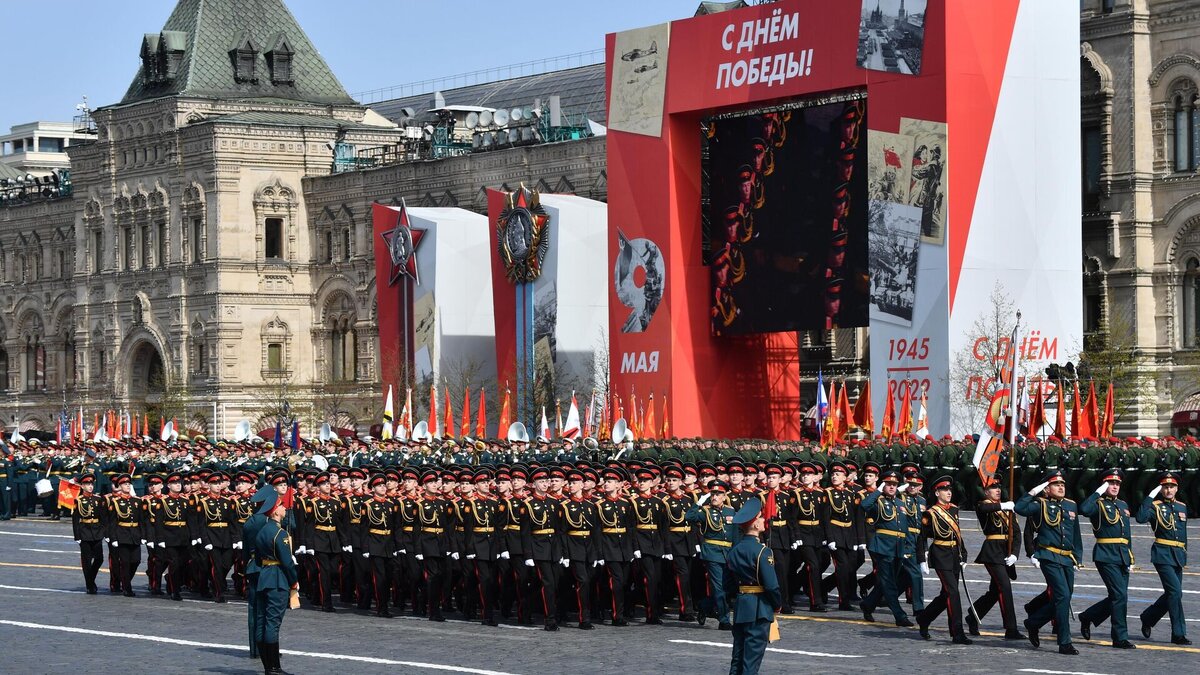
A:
[496,185,550,284]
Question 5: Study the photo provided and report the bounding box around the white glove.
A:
[595,559,606,567]
[560,558,570,567]
[74,539,81,544]
[291,555,298,565]
[697,493,711,506]
[1029,481,1049,496]
[633,550,642,559]
[362,552,369,558]
[592,559,602,568]
[296,546,307,555]
[1149,485,1162,499]
[663,553,674,561]
[112,541,119,548]
[827,542,837,551]
[230,542,238,550]
[920,562,930,575]
[192,538,201,545]
[790,541,801,550]
[897,483,909,494]
[1030,557,1041,569]
[393,551,399,557]
[342,545,351,553]
[103,538,110,544]
[466,554,476,560]
[858,544,868,551]
[415,554,424,561]
[999,501,1015,511]
[524,559,535,567]
[695,544,701,553]
[451,552,460,561]
[500,551,510,560]
[204,544,213,551]
[140,539,147,546]
[1004,555,1017,566]
[1095,482,1109,495]
[960,561,967,569]
[399,549,407,555]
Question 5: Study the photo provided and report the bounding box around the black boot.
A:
[257,641,269,674]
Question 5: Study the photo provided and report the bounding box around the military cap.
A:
[682,463,698,477]
[401,468,419,482]
[148,475,165,486]
[799,461,818,475]
[861,462,881,475]
[583,469,598,483]
[600,467,624,482]
[732,496,763,525]
[1044,469,1066,485]
[368,473,387,488]
[267,471,289,486]
[78,474,96,485]
[474,469,494,484]
[113,473,132,486]
[349,468,366,480]
[1158,471,1179,486]
[206,472,226,484]
[495,469,512,482]
[548,466,566,480]
[880,470,900,484]
[707,479,731,493]
[529,467,551,482]
[900,462,921,476]
[664,466,685,480]
[565,468,585,482]
[312,472,330,486]
[440,470,458,482]
[843,460,859,473]
[1100,468,1123,483]
[828,461,847,475]
[931,475,954,491]
[510,465,529,480]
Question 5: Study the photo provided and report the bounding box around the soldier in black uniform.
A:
[342,470,370,609]
[71,474,106,594]
[823,461,862,611]
[415,469,452,622]
[970,478,1023,639]
[106,474,146,597]
[522,466,566,630]
[596,467,634,626]
[915,475,971,643]
[196,472,238,603]
[792,462,828,612]
[561,467,599,629]
[361,473,399,617]
[661,465,698,621]
[758,463,797,614]
[463,468,504,626]
[629,467,668,624]
[156,473,193,601]
[307,472,346,612]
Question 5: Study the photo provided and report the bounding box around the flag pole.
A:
[1008,310,1021,556]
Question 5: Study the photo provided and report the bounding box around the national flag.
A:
[1053,381,1066,438]
[476,388,487,438]
[539,406,551,442]
[57,480,81,511]
[461,387,472,438]
[273,421,282,448]
[1100,382,1115,437]
[142,413,149,438]
[629,390,640,439]
[661,393,670,439]
[851,380,874,435]
[1070,381,1084,439]
[381,385,395,440]
[895,384,913,437]
[563,394,581,439]
[837,382,852,441]
[915,388,929,438]
[443,388,454,439]
[498,384,511,435]
[822,379,838,446]
[881,379,896,439]
[816,370,829,444]
[644,393,657,441]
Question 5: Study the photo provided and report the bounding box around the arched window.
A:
[1175,93,1199,172]
[1185,257,1200,347]
[64,330,76,387]
[0,348,8,391]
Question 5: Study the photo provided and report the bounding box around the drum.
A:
[35,478,54,498]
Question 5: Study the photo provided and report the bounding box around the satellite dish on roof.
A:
[510,107,523,122]
[465,111,479,129]
[479,110,493,127]
[523,106,534,120]
[494,108,509,126]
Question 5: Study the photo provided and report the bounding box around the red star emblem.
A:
[380,203,426,286]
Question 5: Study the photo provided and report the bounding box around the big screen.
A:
[703,94,869,335]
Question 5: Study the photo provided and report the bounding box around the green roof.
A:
[119,0,355,107]
[202,111,381,129]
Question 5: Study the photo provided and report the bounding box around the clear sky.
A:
[1,0,704,131]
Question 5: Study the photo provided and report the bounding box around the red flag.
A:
[629,390,640,438]
[1070,381,1084,439]
[661,394,670,439]
[895,384,913,437]
[498,384,511,436]
[443,388,454,439]
[1101,382,1115,437]
[884,147,902,168]
[476,388,487,438]
[644,393,657,441]
[822,380,839,447]
[881,380,896,440]
[57,480,81,511]
[1083,381,1099,439]
[837,382,853,441]
[1053,382,1066,439]
[142,413,149,438]
[763,488,777,522]
[461,387,472,438]
[851,380,873,435]
[1027,383,1045,439]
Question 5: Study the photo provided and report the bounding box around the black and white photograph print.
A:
[856,0,928,76]
[614,229,665,333]
[867,129,913,205]
[900,117,948,246]
[868,199,922,326]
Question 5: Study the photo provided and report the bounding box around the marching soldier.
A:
[822,461,862,611]
[758,464,796,615]
[898,468,926,614]
[727,497,781,675]
[1137,471,1190,645]
[464,468,504,626]
[969,478,1023,639]
[361,473,400,617]
[1078,468,1136,648]
[106,473,146,597]
[561,467,599,629]
[629,467,667,624]
[252,487,299,675]
[196,472,238,603]
[595,466,634,626]
[157,473,193,601]
[1016,469,1084,654]
[522,466,566,630]
[71,474,106,594]
[306,472,346,612]
[791,462,827,612]
[860,471,915,627]
[661,465,697,622]
[915,475,971,644]
[686,479,735,629]
[415,469,452,622]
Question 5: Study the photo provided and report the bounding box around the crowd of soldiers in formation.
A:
[60,442,1191,654]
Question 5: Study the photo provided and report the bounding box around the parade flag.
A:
[1028,382,1045,439]
[291,420,300,449]
[381,385,395,440]
[1015,377,1031,437]
[895,384,913,437]
[629,390,640,439]
[661,394,671,439]
[443,388,454,440]
[498,384,511,435]
[822,379,838,446]
[644,393,657,441]
[57,480,81,511]
[1053,381,1066,438]
[1070,381,1084,439]
[56,415,63,444]
[402,388,414,434]
[461,387,472,438]
[539,407,551,442]
[915,388,929,438]
[1100,381,1115,437]
[851,380,873,435]
[815,370,829,444]
[556,399,564,439]
[273,421,282,448]
[584,391,595,439]
[476,388,487,438]
[1083,381,1099,439]
[972,318,1020,484]
[563,394,581,440]
[142,413,149,438]
[881,380,896,439]
[430,384,439,437]
[837,382,853,441]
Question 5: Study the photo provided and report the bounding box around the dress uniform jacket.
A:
[728,535,782,622]
[72,491,108,541]
[861,490,909,558]
[595,496,634,561]
[559,496,598,562]
[1138,496,1188,567]
[414,497,452,558]
[660,492,698,557]
[792,487,826,547]
[463,496,504,560]
[155,495,193,547]
[629,492,667,556]
[306,496,346,554]
[686,502,736,561]
[196,494,239,548]
[823,486,862,549]
[759,489,796,550]
[921,503,967,569]
[1015,493,1084,566]
[500,496,527,559]
[108,493,147,545]
[1079,492,1134,566]
[360,497,400,557]
[521,495,564,562]
[343,492,368,553]
[974,498,1017,564]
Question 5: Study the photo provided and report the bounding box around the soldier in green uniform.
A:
[1078,468,1136,648]
[242,484,276,659]
[1137,472,1190,645]
[1016,469,1084,654]
[727,497,781,675]
[686,479,735,629]
[0,446,11,520]
[253,485,299,675]
[860,471,916,627]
